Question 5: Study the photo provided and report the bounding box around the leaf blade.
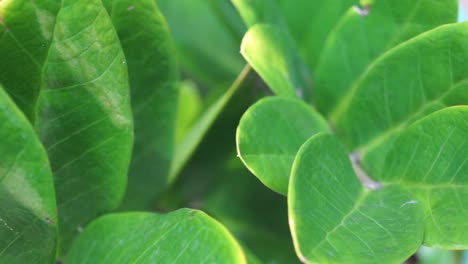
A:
[67,209,247,263]
[236,96,329,194]
[0,86,57,264]
[35,0,133,253]
[289,133,424,263]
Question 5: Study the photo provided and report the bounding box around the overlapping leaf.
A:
[0,86,57,264]
[103,0,179,210]
[233,0,354,73]
[241,25,310,98]
[237,97,329,194]
[315,0,457,115]
[67,209,246,263]
[0,0,60,120]
[289,133,423,264]
[289,107,467,263]
[332,22,468,177]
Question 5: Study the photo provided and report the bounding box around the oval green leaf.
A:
[67,209,247,263]
[237,96,329,195]
[289,133,424,263]
[241,24,310,98]
[103,0,179,210]
[315,0,457,115]
[0,86,57,263]
[34,0,133,253]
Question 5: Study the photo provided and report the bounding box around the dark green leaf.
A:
[0,86,57,263]
[276,0,355,72]
[170,65,252,180]
[237,96,329,194]
[103,0,179,210]
[34,0,133,253]
[289,133,424,263]
[315,0,457,115]
[158,0,244,88]
[67,209,246,263]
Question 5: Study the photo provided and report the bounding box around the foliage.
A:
[0,0,467,263]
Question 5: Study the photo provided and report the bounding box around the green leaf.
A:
[232,0,354,73]
[103,0,179,210]
[33,0,133,253]
[378,106,468,248]
[67,209,247,263]
[241,24,310,98]
[315,0,457,115]
[331,22,468,176]
[289,133,424,263]
[157,0,244,88]
[0,0,60,120]
[0,86,57,263]
[236,96,329,195]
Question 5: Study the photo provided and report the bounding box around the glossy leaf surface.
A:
[104,0,179,209]
[236,97,329,195]
[35,0,133,252]
[315,0,457,115]
[67,209,246,263]
[0,87,57,263]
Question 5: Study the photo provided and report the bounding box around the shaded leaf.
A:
[67,209,246,263]
[104,0,179,210]
[315,0,457,115]
[289,133,424,263]
[241,24,310,98]
[157,0,244,88]
[34,0,133,253]
[236,96,329,194]
[169,65,252,180]
[0,86,57,263]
